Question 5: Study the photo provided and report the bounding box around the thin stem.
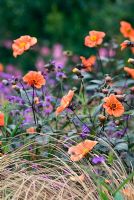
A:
[32,86,37,125]
[96,48,104,75]
[19,81,31,105]
[72,109,90,129]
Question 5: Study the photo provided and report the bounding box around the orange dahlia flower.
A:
[56,90,74,116]
[12,35,37,57]
[0,112,4,126]
[103,94,124,117]
[120,21,134,38]
[124,67,134,78]
[23,71,46,89]
[80,55,96,72]
[68,140,98,161]
[85,31,105,47]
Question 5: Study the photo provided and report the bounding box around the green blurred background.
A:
[0,0,134,70]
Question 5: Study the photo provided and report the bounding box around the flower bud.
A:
[101,88,108,94]
[115,95,125,101]
[12,85,20,93]
[114,89,123,95]
[105,75,112,83]
[128,58,134,65]
[34,97,40,104]
[98,114,106,122]
[130,86,134,93]
[115,120,120,125]
[2,79,9,86]
[72,68,83,78]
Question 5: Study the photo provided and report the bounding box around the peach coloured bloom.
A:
[103,94,124,117]
[56,90,74,116]
[120,21,133,38]
[80,55,96,72]
[12,35,37,57]
[0,113,4,126]
[26,127,36,134]
[0,63,4,72]
[124,67,134,78]
[23,71,46,89]
[68,140,98,161]
[85,31,105,47]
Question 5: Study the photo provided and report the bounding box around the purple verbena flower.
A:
[80,125,90,139]
[92,156,105,164]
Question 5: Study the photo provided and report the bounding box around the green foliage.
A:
[0,0,134,59]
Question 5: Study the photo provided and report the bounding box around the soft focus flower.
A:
[35,57,45,71]
[23,71,46,89]
[120,40,131,50]
[99,48,115,58]
[68,140,98,161]
[40,46,50,56]
[124,67,134,78]
[120,21,134,38]
[0,63,4,72]
[26,127,36,134]
[53,44,68,66]
[56,71,66,80]
[56,90,74,116]
[80,55,96,72]
[12,35,37,57]
[92,155,105,164]
[0,112,4,126]
[85,31,105,47]
[103,94,124,117]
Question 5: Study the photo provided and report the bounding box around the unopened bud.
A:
[101,88,109,94]
[98,114,106,122]
[2,79,9,86]
[105,75,112,83]
[115,120,120,125]
[128,58,134,65]
[116,95,125,101]
[72,68,83,78]
[34,97,40,104]
[130,86,134,93]
[114,89,123,95]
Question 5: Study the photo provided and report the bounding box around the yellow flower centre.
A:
[110,103,117,110]
[90,35,97,41]
[127,29,131,33]
[83,147,89,154]
[19,42,26,48]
